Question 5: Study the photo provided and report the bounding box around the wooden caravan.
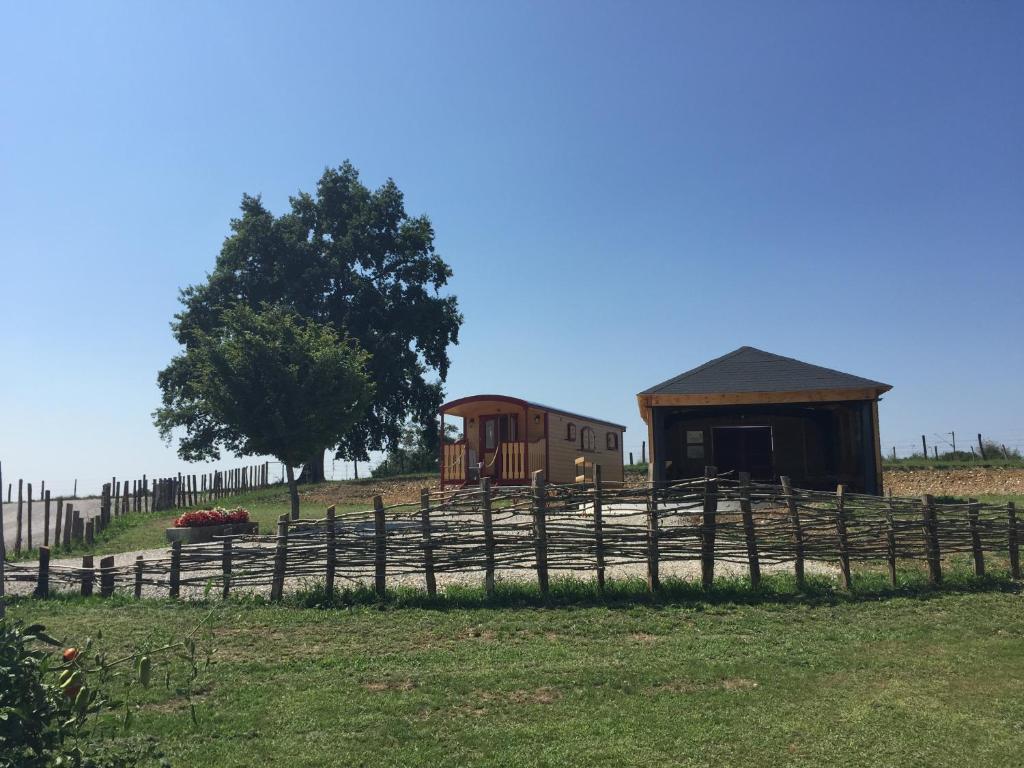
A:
[440,395,626,488]
[638,347,891,494]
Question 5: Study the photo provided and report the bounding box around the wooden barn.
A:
[637,347,891,494]
[439,395,626,488]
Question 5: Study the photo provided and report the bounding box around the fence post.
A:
[885,492,898,587]
[81,555,94,597]
[27,483,32,551]
[169,540,181,598]
[72,510,83,544]
[143,474,148,512]
[835,485,852,590]
[15,479,22,554]
[270,514,288,602]
[531,470,550,596]
[701,466,718,590]
[593,465,606,594]
[85,520,94,547]
[35,546,50,598]
[53,499,63,550]
[62,505,73,548]
[967,498,984,577]
[779,477,804,589]
[738,472,760,589]
[373,496,387,600]
[920,494,942,584]
[646,476,660,592]
[222,536,233,599]
[481,478,496,597]
[99,555,115,597]
[134,556,144,599]
[43,491,51,547]
[1008,502,1020,580]
[324,506,336,598]
[419,490,437,597]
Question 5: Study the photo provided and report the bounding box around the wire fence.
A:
[4,468,1019,602]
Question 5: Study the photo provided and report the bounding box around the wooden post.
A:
[373,496,387,600]
[27,483,33,551]
[62,505,73,548]
[884,492,898,587]
[35,546,50,598]
[324,506,336,597]
[920,494,942,584]
[43,491,51,547]
[780,476,804,590]
[593,465,606,593]
[81,555,94,597]
[531,470,550,596]
[481,478,496,597]
[835,485,852,590]
[134,556,144,599]
[15,479,22,554]
[701,466,717,590]
[270,514,288,602]
[646,477,660,592]
[977,433,986,460]
[85,519,94,546]
[967,498,984,577]
[641,441,646,464]
[419,490,436,597]
[72,510,83,544]
[53,499,63,550]
[99,555,115,597]
[738,472,760,589]
[222,536,233,599]
[1007,502,1020,580]
[169,541,181,598]
[142,474,148,512]
[100,483,110,526]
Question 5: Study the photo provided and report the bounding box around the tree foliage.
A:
[155,304,372,515]
[157,161,461,472]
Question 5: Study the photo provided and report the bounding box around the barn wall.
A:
[653,400,880,493]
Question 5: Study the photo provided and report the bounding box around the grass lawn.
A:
[7,569,1024,767]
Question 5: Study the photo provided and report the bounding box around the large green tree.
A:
[155,304,373,518]
[158,161,461,480]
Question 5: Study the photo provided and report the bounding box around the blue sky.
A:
[1,1,1022,493]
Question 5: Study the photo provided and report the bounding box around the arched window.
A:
[566,423,577,441]
[606,431,618,451]
[580,426,596,452]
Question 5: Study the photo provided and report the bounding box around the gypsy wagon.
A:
[439,394,626,488]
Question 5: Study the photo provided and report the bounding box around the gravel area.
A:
[2,497,103,551]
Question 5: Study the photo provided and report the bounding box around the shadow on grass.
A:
[11,566,1020,614]
[285,567,1021,612]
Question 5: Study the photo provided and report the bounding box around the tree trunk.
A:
[299,450,325,484]
[285,464,300,521]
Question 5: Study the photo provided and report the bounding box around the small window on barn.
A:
[606,432,618,450]
[686,430,704,459]
[566,423,577,441]
[580,426,596,452]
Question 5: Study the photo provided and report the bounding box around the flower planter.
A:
[165,521,259,544]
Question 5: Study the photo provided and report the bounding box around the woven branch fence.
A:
[4,467,1020,601]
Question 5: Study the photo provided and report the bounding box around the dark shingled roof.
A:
[640,347,891,396]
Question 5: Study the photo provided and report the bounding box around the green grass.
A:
[7,567,1024,767]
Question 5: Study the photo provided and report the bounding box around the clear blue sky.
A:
[2,1,1022,494]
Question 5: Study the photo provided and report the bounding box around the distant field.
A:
[8,568,1024,768]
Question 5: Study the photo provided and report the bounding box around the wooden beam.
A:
[637,387,886,410]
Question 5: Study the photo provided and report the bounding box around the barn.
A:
[636,347,891,494]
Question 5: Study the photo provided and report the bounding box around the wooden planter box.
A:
[165,521,258,544]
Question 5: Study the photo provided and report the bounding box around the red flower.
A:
[174,507,249,528]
